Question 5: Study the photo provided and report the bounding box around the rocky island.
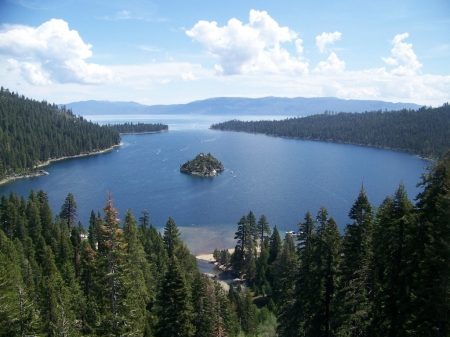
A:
[180,153,224,177]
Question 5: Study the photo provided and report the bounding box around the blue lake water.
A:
[0,115,431,254]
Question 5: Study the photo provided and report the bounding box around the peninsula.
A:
[180,153,224,177]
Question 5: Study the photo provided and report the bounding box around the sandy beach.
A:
[195,248,234,262]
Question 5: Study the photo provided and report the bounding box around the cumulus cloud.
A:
[186,9,308,75]
[0,19,114,85]
[382,33,422,75]
[181,72,197,81]
[316,31,341,53]
[313,52,345,74]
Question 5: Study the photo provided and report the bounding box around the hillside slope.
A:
[0,87,120,180]
[211,104,450,159]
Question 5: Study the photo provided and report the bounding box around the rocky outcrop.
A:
[180,153,224,177]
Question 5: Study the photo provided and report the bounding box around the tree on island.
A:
[180,153,224,177]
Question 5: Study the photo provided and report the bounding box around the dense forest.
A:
[0,190,276,336]
[216,152,450,336]
[1,152,450,336]
[211,103,450,159]
[0,87,121,180]
[107,122,168,134]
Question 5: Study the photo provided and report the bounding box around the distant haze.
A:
[64,97,421,117]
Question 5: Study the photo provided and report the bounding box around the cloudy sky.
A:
[1,0,449,106]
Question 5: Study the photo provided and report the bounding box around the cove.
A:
[0,116,431,254]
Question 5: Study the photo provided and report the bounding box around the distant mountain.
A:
[63,97,422,117]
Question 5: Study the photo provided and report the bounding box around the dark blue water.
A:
[0,116,431,254]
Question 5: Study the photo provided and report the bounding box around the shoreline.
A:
[118,130,168,135]
[0,143,123,186]
[195,248,234,262]
[210,128,437,162]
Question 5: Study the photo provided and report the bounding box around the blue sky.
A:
[1,0,449,106]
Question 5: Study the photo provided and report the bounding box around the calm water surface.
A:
[0,115,431,254]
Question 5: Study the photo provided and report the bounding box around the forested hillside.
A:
[211,103,450,159]
[0,191,275,336]
[0,87,121,180]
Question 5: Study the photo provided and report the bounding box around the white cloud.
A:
[181,72,197,81]
[7,58,52,85]
[316,31,341,53]
[381,56,398,65]
[383,33,422,75]
[313,52,345,74]
[0,19,114,85]
[186,9,308,75]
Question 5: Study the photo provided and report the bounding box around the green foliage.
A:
[156,256,195,337]
[180,153,225,176]
[107,122,168,133]
[0,87,120,178]
[211,103,450,159]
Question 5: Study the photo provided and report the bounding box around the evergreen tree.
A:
[268,226,281,265]
[0,230,37,337]
[163,217,182,257]
[409,152,450,335]
[372,183,414,336]
[60,193,78,230]
[315,210,342,337]
[257,214,271,245]
[36,190,54,247]
[96,192,136,336]
[337,187,374,336]
[87,210,98,251]
[247,211,258,243]
[233,215,250,273]
[122,208,153,334]
[191,272,214,337]
[156,256,195,337]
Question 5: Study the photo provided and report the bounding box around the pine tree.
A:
[0,230,37,337]
[191,272,214,337]
[233,215,250,273]
[337,187,374,336]
[247,211,258,243]
[409,152,450,335]
[96,192,136,335]
[372,183,414,335]
[60,193,78,231]
[122,208,153,334]
[257,214,271,245]
[163,217,182,258]
[156,256,195,337]
[268,225,281,265]
[278,211,316,336]
[88,210,98,251]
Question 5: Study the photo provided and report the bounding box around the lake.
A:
[0,115,431,254]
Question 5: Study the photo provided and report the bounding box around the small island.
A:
[180,153,225,177]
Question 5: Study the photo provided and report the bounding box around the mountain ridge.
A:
[64,96,422,117]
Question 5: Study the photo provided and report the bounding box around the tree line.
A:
[211,103,450,159]
[0,87,121,180]
[218,152,450,336]
[107,122,168,134]
[0,189,277,336]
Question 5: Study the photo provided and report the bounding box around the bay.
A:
[0,115,431,254]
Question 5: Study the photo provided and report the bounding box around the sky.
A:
[0,0,449,106]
